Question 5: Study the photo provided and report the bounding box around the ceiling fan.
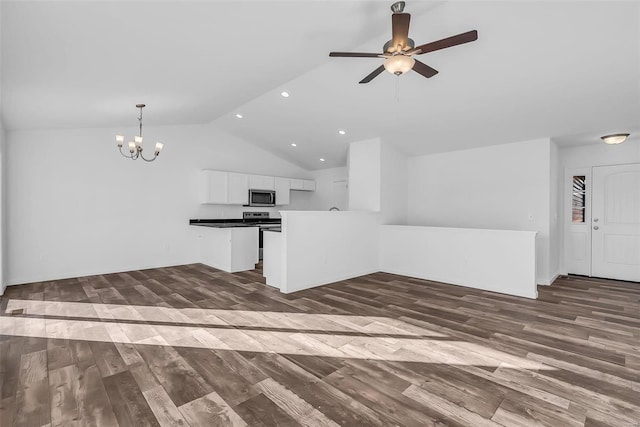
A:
[329,1,478,84]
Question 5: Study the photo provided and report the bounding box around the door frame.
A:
[563,162,640,278]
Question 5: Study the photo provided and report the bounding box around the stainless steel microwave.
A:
[248,189,276,206]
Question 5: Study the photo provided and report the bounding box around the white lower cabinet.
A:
[199,226,258,272]
[262,230,282,288]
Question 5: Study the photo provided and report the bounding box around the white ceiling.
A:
[2,1,639,170]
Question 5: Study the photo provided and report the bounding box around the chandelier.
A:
[115,104,164,162]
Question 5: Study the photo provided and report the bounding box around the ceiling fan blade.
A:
[330,52,382,58]
[390,13,411,52]
[359,65,385,84]
[412,60,439,78]
[414,30,478,55]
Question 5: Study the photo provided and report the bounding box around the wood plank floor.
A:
[1,264,639,426]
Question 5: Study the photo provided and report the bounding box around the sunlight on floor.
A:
[2,299,551,369]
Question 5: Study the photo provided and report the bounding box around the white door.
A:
[591,163,640,282]
[332,179,348,210]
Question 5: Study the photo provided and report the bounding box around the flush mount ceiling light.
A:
[320,158,326,162]
[281,91,290,98]
[601,133,629,145]
[291,143,297,147]
[115,104,164,162]
[338,130,346,135]
[235,113,243,119]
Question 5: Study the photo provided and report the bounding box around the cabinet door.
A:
[274,177,290,205]
[289,179,305,190]
[228,172,249,205]
[249,174,275,190]
[302,179,316,191]
[199,170,228,204]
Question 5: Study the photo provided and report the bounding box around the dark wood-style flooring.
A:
[1,264,639,426]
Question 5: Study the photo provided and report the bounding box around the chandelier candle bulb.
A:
[154,142,164,155]
[128,141,136,153]
[115,135,124,147]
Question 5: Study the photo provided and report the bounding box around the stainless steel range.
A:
[243,212,281,259]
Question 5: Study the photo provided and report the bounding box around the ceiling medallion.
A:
[115,104,164,162]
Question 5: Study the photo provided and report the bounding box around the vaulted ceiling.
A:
[2,1,639,169]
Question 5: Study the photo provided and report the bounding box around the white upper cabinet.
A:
[274,177,290,205]
[290,178,315,191]
[302,179,316,191]
[289,179,304,190]
[199,170,248,204]
[228,172,249,205]
[249,174,275,190]
[199,170,314,205]
[199,170,229,204]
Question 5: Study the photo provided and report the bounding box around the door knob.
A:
[593,218,599,222]
[593,226,599,230]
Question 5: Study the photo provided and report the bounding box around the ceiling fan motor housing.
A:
[384,38,415,53]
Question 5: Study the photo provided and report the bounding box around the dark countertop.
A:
[189,218,281,228]
[192,223,257,228]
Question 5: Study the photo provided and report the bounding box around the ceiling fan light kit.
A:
[115,104,165,162]
[384,55,415,75]
[601,133,629,145]
[329,1,478,84]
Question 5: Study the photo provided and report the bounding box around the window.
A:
[572,175,586,223]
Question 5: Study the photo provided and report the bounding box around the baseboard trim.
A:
[4,259,198,288]
[538,272,561,286]
[282,268,379,294]
[380,268,538,299]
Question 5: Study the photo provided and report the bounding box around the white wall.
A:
[408,138,553,284]
[348,138,381,211]
[300,167,348,211]
[5,123,315,285]
[380,225,538,299]
[0,120,5,295]
[559,138,640,169]
[380,140,408,225]
[280,211,380,293]
[0,0,4,294]
[549,140,561,282]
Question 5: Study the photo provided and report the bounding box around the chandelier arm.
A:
[139,152,158,162]
[119,146,135,159]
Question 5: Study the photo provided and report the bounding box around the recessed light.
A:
[338,130,346,135]
[235,113,243,119]
[281,91,290,98]
[319,158,326,162]
[291,143,297,147]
